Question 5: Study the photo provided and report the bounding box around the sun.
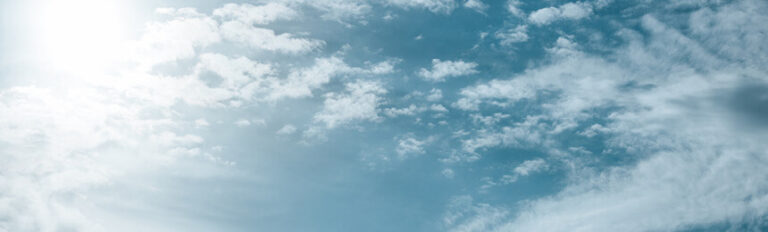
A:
[29,0,132,74]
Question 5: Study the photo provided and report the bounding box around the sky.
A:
[1,0,768,231]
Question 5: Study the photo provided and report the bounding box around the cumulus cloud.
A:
[495,25,528,45]
[528,2,593,25]
[196,53,273,91]
[131,10,221,69]
[219,20,324,54]
[384,104,427,117]
[385,0,458,14]
[426,88,443,101]
[463,0,488,13]
[213,3,297,25]
[194,118,210,128]
[419,59,479,82]
[313,80,387,129]
[277,124,298,135]
[430,104,449,112]
[442,168,456,178]
[506,0,525,18]
[234,119,252,127]
[395,135,429,159]
[268,56,395,100]
[307,0,372,22]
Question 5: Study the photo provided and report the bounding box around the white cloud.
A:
[234,119,252,127]
[267,56,395,101]
[219,20,324,54]
[461,116,549,154]
[425,88,444,102]
[430,104,449,112]
[495,25,528,45]
[277,124,298,135]
[267,0,372,23]
[442,168,456,179]
[528,2,593,25]
[307,0,372,22]
[506,0,525,18]
[194,118,210,128]
[464,0,488,13]
[470,113,510,126]
[419,59,479,82]
[213,3,297,25]
[513,158,547,176]
[131,11,221,69]
[385,0,458,14]
[443,196,510,232]
[313,80,387,129]
[395,135,432,159]
[196,53,273,91]
[0,84,228,231]
[449,1,768,231]
[384,104,427,117]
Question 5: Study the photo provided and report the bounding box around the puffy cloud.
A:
[131,10,221,69]
[194,118,210,128]
[395,135,432,159]
[442,168,456,179]
[430,104,449,112]
[219,20,324,54]
[234,119,252,127]
[513,158,547,176]
[306,0,372,22]
[419,59,479,82]
[495,25,528,45]
[506,0,525,18]
[196,53,274,91]
[426,88,443,101]
[528,2,593,25]
[276,124,298,135]
[463,0,488,13]
[313,80,387,129]
[395,138,425,158]
[384,104,427,117]
[213,3,297,25]
[385,0,458,14]
[268,56,395,101]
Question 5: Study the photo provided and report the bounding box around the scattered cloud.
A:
[213,3,297,25]
[495,25,528,45]
[395,135,432,159]
[219,20,324,54]
[234,119,252,127]
[426,88,443,101]
[194,118,210,128]
[277,124,298,135]
[384,104,427,117]
[313,80,387,129]
[464,0,488,14]
[419,59,479,82]
[528,2,594,25]
[385,0,458,14]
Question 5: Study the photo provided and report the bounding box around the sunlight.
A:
[30,0,131,74]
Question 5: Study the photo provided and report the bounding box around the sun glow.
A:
[30,0,132,74]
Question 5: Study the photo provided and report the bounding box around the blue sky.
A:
[2,0,768,231]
